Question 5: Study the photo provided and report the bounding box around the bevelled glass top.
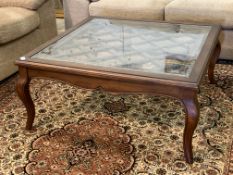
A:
[31,18,211,77]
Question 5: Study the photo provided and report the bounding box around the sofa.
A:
[63,0,233,61]
[0,0,57,81]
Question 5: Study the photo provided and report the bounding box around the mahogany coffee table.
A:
[15,17,221,164]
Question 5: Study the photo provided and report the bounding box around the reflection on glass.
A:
[31,18,211,77]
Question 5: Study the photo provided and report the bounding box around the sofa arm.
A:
[0,0,47,10]
[63,0,90,29]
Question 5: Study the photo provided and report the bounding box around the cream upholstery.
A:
[0,7,39,44]
[165,0,233,29]
[0,0,46,10]
[0,0,57,81]
[219,30,233,60]
[89,0,173,21]
[62,0,233,60]
[63,0,90,29]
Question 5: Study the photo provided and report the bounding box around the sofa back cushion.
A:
[89,0,174,21]
[165,0,233,29]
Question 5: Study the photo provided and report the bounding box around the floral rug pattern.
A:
[25,116,134,175]
[0,64,232,175]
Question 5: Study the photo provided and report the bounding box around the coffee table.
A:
[15,17,221,164]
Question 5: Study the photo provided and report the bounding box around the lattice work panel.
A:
[32,19,211,77]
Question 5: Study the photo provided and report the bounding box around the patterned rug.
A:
[0,64,232,175]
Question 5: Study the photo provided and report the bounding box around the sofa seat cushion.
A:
[0,7,40,44]
[165,0,233,29]
[0,0,46,10]
[89,0,174,21]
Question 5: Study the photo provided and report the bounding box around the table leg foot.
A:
[182,95,199,164]
[208,42,221,84]
[16,68,35,130]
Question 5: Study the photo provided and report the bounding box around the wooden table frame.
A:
[15,18,221,164]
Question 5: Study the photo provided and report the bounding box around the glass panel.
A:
[31,18,211,77]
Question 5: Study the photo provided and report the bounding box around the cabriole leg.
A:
[182,94,199,164]
[16,67,35,130]
[208,42,221,84]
